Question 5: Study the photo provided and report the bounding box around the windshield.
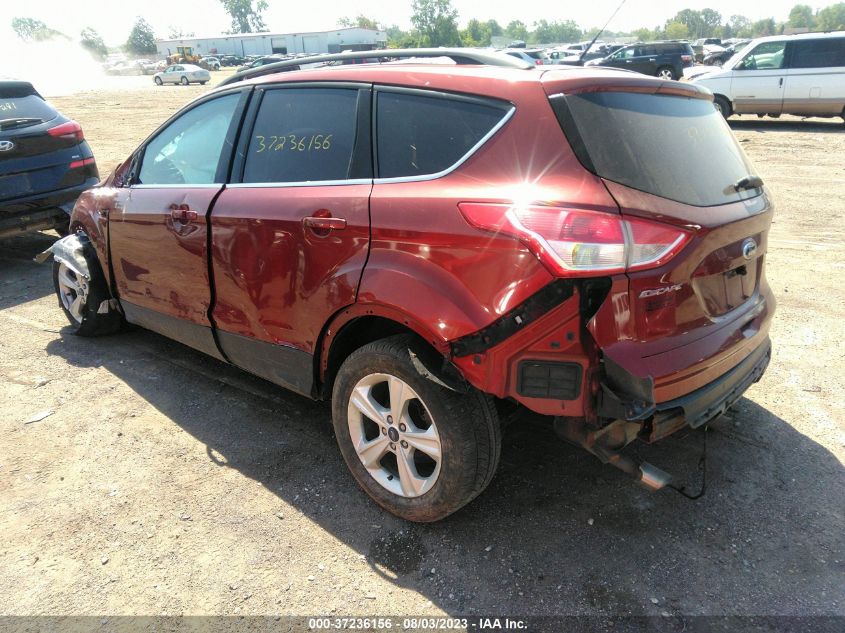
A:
[725,41,755,69]
[551,91,760,207]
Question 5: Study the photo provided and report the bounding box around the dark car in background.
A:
[0,81,98,238]
[586,41,694,79]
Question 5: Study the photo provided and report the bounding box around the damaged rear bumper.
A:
[600,336,772,438]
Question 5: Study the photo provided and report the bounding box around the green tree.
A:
[817,3,845,30]
[219,0,268,34]
[751,17,778,36]
[338,15,382,30]
[787,4,816,29]
[633,26,661,41]
[665,21,690,40]
[504,20,529,42]
[11,17,62,40]
[80,27,107,60]
[485,19,503,37]
[728,14,753,38]
[700,8,723,35]
[385,25,417,48]
[461,18,491,47]
[532,19,581,44]
[125,17,157,55]
[669,8,721,38]
[410,0,461,47]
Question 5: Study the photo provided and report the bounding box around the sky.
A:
[4,0,829,46]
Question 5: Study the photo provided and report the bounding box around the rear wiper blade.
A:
[733,175,764,191]
[0,117,43,131]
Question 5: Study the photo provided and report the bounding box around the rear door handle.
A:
[303,216,347,231]
[170,203,197,223]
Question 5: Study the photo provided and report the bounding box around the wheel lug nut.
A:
[387,415,394,425]
[381,427,387,435]
[400,440,408,449]
[399,423,406,432]
[389,442,396,450]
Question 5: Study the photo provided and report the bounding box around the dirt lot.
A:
[0,73,843,622]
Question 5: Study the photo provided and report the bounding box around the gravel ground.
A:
[0,75,843,622]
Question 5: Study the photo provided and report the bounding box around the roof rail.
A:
[220,48,534,86]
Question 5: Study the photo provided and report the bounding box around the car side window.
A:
[738,42,786,70]
[138,93,240,185]
[375,91,509,180]
[789,38,845,69]
[242,88,359,184]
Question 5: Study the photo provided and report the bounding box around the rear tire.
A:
[331,335,501,522]
[200,81,207,85]
[656,65,676,80]
[53,238,122,337]
[180,76,189,86]
[714,95,733,119]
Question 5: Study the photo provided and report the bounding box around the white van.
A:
[688,31,845,121]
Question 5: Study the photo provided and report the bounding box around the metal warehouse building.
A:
[156,27,387,58]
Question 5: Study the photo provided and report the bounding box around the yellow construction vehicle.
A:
[167,46,201,65]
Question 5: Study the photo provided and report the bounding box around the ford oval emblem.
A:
[0,140,15,152]
[742,238,758,260]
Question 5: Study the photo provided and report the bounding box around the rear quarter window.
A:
[375,91,510,179]
[551,91,760,207]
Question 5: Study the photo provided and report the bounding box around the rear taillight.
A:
[48,120,84,142]
[535,59,543,65]
[681,54,693,64]
[69,157,95,169]
[458,203,692,277]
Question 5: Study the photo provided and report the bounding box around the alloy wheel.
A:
[56,262,87,324]
[347,373,442,498]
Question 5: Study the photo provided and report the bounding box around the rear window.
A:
[376,91,509,179]
[551,91,759,207]
[0,95,57,123]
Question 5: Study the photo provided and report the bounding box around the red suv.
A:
[44,50,774,522]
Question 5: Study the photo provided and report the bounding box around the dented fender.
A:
[34,232,92,280]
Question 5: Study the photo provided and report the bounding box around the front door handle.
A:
[303,216,347,231]
[170,203,197,223]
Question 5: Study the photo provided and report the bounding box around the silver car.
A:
[153,64,211,86]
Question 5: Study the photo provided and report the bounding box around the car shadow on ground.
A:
[728,117,845,134]
[0,232,58,311]
[3,210,843,618]
[43,322,845,617]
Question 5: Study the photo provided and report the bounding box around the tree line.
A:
[10,1,845,60]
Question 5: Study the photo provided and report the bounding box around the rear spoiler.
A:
[0,81,41,99]
[220,48,534,86]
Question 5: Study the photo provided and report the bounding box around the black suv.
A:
[586,41,694,79]
[0,81,98,238]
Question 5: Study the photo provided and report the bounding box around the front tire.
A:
[154,76,163,86]
[180,76,189,86]
[714,95,733,119]
[52,234,122,337]
[332,335,501,522]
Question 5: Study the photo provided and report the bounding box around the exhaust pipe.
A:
[554,417,672,491]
